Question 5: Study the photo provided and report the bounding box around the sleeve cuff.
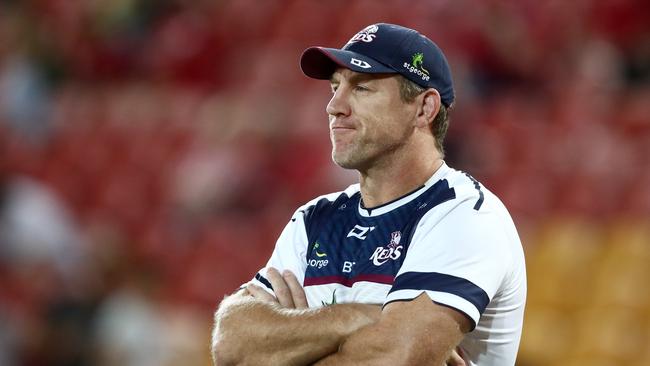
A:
[385,289,480,330]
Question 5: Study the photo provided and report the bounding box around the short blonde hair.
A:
[397,76,450,157]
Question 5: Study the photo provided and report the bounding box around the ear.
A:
[416,88,441,128]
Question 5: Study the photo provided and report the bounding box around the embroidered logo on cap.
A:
[351,58,371,69]
[345,24,379,45]
[403,52,431,81]
[412,53,429,75]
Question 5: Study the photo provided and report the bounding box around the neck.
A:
[358,155,444,208]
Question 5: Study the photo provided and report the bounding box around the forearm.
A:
[313,323,461,366]
[212,293,380,366]
[313,295,466,366]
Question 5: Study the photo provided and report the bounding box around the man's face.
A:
[327,69,418,171]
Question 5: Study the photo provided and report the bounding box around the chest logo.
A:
[347,225,376,240]
[308,242,329,269]
[312,242,327,257]
[370,231,403,266]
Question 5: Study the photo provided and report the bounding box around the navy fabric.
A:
[254,273,273,291]
[389,271,490,315]
[301,180,456,288]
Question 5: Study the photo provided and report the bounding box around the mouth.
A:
[330,120,356,131]
[331,126,356,131]
[330,126,356,139]
[329,117,357,137]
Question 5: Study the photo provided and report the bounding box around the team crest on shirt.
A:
[369,231,403,266]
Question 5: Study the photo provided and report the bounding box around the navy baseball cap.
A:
[300,23,455,107]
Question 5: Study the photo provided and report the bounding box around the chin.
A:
[332,152,355,170]
[332,152,365,171]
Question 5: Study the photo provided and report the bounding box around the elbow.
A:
[211,337,239,366]
[211,303,244,366]
[212,318,246,366]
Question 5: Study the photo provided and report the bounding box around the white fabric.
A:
[249,163,526,366]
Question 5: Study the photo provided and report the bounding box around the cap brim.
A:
[300,47,395,80]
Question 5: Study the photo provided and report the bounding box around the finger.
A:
[445,349,466,366]
[455,346,467,365]
[283,270,308,309]
[246,284,278,303]
[266,267,295,308]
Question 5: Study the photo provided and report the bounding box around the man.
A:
[212,23,526,366]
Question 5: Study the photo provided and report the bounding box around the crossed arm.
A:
[212,268,470,366]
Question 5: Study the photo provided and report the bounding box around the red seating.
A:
[1,1,648,364]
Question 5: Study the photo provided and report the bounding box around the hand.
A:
[247,267,308,309]
[445,347,467,366]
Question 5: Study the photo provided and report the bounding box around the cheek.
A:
[363,101,394,128]
[354,92,413,140]
[366,107,411,139]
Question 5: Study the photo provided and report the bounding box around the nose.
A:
[326,87,350,118]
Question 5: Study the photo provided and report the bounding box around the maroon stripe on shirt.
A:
[304,274,394,287]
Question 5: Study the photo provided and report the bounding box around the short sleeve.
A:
[385,198,511,329]
[248,208,309,295]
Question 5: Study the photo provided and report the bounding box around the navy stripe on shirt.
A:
[389,271,490,315]
[255,273,273,291]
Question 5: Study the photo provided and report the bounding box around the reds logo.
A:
[369,231,403,266]
[346,25,379,45]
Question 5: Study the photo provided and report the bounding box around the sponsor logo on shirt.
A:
[308,258,329,269]
[347,225,376,240]
[312,242,327,257]
[369,231,403,266]
[308,242,329,269]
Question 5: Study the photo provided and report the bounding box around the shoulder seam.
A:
[460,172,484,211]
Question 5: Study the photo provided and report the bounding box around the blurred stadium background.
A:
[0,0,649,365]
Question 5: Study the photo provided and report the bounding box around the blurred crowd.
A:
[0,0,649,365]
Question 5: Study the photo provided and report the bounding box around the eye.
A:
[330,84,339,93]
[354,84,370,92]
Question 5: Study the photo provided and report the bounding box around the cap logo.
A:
[351,58,371,69]
[411,53,429,75]
[345,24,379,46]
[403,52,431,81]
